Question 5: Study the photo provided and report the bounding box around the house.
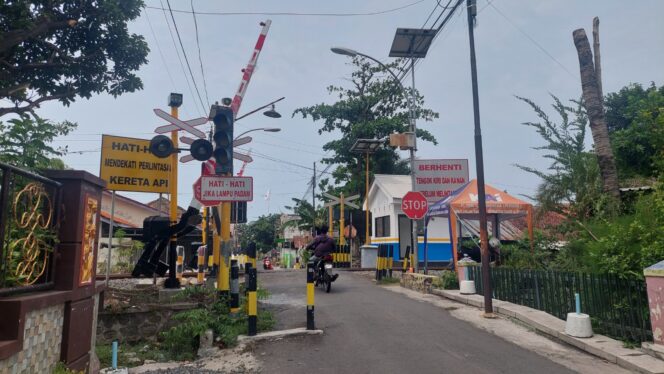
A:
[364,174,452,267]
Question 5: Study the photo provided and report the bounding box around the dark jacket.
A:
[307,234,335,258]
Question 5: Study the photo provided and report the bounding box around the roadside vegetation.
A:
[502,82,664,279]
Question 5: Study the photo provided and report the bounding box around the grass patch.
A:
[432,271,459,290]
[96,341,170,368]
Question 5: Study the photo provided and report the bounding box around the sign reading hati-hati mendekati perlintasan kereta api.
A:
[193,175,254,206]
[414,159,470,202]
[100,134,171,193]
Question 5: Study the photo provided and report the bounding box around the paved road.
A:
[255,270,575,374]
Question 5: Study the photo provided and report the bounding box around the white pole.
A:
[106,190,116,286]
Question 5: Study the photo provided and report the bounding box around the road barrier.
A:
[247,267,257,336]
[307,262,315,330]
[230,259,239,313]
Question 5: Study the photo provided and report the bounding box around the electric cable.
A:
[190,0,212,108]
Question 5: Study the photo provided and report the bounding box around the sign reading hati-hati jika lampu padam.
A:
[100,135,171,193]
[414,159,470,202]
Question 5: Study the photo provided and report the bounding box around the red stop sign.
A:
[402,191,428,219]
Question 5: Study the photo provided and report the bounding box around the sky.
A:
[39,0,664,221]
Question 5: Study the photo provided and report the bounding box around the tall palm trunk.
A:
[573,27,620,199]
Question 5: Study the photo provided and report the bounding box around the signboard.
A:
[193,175,253,206]
[100,135,171,193]
[401,191,428,220]
[414,159,470,202]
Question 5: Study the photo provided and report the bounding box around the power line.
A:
[487,0,579,82]
[143,9,177,92]
[190,0,211,108]
[146,0,427,17]
[165,0,209,115]
[159,0,204,117]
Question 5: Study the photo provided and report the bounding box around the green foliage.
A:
[96,341,169,368]
[237,214,280,252]
[605,82,664,180]
[515,95,613,218]
[0,115,76,170]
[293,57,438,209]
[0,0,148,117]
[53,362,83,374]
[439,270,459,289]
[282,198,326,233]
[161,291,275,360]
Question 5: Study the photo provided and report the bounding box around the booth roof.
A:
[428,179,532,217]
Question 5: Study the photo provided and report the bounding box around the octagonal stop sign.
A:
[401,191,428,220]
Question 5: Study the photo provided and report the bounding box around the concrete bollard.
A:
[230,259,239,314]
[307,262,315,330]
[197,245,206,284]
[460,280,476,294]
[565,293,593,338]
[176,245,184,279]
[247,268,257,336]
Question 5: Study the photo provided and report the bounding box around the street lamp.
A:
[350,138,384,247]
[234,127,281,141]
[332,31,433,272]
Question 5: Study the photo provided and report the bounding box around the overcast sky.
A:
[41,0,664,220]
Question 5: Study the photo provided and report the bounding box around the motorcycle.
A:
[314,254,336,293]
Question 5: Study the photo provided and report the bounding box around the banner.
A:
[100,135,171,193]
[414,159,470,202]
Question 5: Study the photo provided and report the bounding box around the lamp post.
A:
[350,138,384,247]
[332,35,432,272]
[234,127,281,141]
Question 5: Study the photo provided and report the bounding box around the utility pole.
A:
[312,162,316,235]
[165,93,182,289]
[466,0,493,316]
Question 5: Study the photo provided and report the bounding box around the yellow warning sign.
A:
[100,135,171,193]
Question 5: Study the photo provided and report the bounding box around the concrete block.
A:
[459,280,476,295]
[565,313,593,338]
[642,342,664,361]
[617,352,664,374]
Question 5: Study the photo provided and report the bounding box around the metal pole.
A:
[365,152,371,245]
[165,103,180,288]
[105,190,115,286]
[408,56,419,273]
[467,0,493,316]
[312,162,316,235]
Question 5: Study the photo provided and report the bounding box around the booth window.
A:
[374,216,390,237]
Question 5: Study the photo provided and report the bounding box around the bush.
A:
[432,271,458,290]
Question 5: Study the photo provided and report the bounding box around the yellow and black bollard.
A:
[375,245,383,281]
[197,245,206,284]
[247,267,257,336]
[306,262,315,330]
[403,245,411,273]
[388,245,394,278]
[381,246,388,279]
[176,245,184,280]
[244,262,252,296]
[230,259,239,313]
[247,242,257,269]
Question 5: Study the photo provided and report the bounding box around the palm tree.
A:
[573,27,620,199]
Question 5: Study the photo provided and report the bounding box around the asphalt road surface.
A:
[255,270,576,374]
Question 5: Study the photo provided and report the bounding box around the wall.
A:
[97,304,196,344]
[0,304,64,374]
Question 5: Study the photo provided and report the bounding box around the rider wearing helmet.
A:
[306,225,338,281]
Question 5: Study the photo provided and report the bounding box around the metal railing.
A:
[469,266,652,343]
[0,162,61,297]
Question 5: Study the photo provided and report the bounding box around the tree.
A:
[237,214,281,253]
[293,57,438,199]
[0,0,148,117]
[283,198,327,234]
[0,115,76,170]
[573,27,620,199]
[605,82,664,180]
[515,95,608,219]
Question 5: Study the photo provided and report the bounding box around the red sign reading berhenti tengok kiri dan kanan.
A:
[414,159,470,202]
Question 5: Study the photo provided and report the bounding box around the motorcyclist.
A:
[306,225,338,281]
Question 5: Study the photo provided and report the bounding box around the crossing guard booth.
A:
[365,175,453,268]
[424,179,534,270]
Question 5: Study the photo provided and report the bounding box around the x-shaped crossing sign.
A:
[323,192,360,209]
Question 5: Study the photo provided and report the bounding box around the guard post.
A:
[307,261,315,330]
[176,245,184,280]
[247,267,257,336]
[197,245,206,284]
[230,259,240,313]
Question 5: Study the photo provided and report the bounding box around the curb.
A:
[237,327,323,343]
[431,289,664,374]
